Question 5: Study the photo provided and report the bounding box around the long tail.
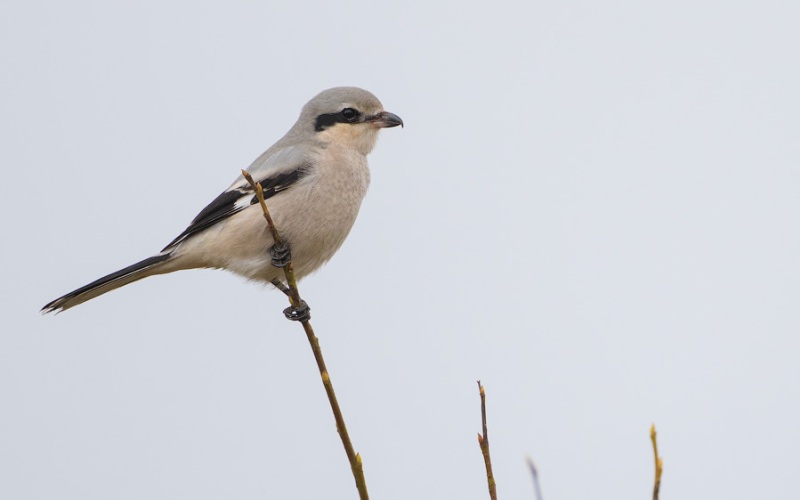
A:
[41,252,176,313]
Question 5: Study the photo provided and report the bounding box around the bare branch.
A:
[477,381,498,500]
[526,457,543,500]
[650,424,663,500]
[242,169,369,500]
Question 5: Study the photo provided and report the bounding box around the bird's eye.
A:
[341,108,359,122]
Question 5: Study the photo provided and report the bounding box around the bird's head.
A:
[298,87,403,155]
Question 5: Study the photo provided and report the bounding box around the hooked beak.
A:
[367,111,404,128]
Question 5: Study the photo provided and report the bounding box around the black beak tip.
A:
[378,111,404,129]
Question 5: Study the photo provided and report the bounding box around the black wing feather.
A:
[162,167,309,251]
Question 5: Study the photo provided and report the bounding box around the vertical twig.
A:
[477,381,498,500]
[650,424,663,500]
[526,457,543,500]
[241,171,303,309]
[242,170,369,500]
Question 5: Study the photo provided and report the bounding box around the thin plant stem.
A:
[650,424,663,500]
[526,457,543,500]
[242,170,369,500]
[477,381,498,500]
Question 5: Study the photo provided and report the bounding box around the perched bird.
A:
[42,87,403,313]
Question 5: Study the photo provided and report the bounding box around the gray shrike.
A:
[42,87,403,313]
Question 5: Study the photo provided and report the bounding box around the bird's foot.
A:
[283,300,311,322]
[270,242,292,268]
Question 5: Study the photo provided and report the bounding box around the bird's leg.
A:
[270,279,291,297]
[270,241,292,268]
[268,245,309,321]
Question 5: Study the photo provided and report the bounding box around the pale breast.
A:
[264,147,371,279]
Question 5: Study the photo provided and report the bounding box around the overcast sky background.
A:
[2,1,799,499]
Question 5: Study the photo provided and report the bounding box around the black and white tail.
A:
[41,253,175,313]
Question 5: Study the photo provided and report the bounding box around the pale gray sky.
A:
[2,1,799,499]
